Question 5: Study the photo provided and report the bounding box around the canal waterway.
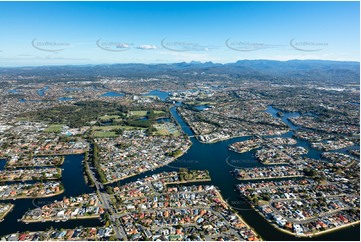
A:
[0,155,101,237]
[0,103,359,240]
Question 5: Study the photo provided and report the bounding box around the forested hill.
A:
[0,59,359,84]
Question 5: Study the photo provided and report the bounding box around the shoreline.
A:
[263,212,360,238]
[35,151,85,156]
[0,168,62,182]
[195,131,289,145]
[103,143,192,185]
[165,178,211,186]
[228,146,259,154]
[21,214,100,223]
[0,189,64,201]
[0,204,14,221]
[240,194,360,238]
[5,156,65,168]
[306,220,360,237]
[213,189,263,241]
[177,108,291,145]
[260,162,289,165]
[0,176,62,183]
[235,175,303,181]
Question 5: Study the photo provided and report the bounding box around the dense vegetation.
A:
[21,101,126,128]
[21,100,169,130]
[89,140,107,183]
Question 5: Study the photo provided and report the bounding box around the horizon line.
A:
[1,58,360,69]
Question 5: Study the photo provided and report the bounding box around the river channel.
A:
[0,102,359,240]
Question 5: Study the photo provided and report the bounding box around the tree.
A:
[303,167,317,177]
[106,186,114,194]
[115,128,124,135]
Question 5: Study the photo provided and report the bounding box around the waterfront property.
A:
[236,179,360,237]
[95,129,191,184]
[6,156,65,168]
[229,137,297,154]
[0,203,14,222]
[21,193,104,223]
[109,170,260,241]
[0,168,62,182]
[0,182,64,200]
[1,226,114,241]
[233,166,303,180]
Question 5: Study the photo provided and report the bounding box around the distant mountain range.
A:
[0,59,359,84]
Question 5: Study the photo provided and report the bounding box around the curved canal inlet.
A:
[0,103,359,240]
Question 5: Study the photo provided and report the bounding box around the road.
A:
[85,145,126,240]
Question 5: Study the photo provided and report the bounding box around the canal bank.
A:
[107,104,359,241]
[165,104,360,241]
[0,155,102,237]
[0,103,359,240]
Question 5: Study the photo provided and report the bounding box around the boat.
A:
[55,220,60,223]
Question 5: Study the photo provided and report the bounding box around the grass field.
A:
[184,101,216,106]
[154,123,180,136]
[93,131,117,138]
[92,125,146,131]
[153,110,166,114]
[129,110,147,117]
[45,124,64,133]
[99,115,121,121]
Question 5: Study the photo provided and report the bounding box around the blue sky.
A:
[0,1,359,66]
